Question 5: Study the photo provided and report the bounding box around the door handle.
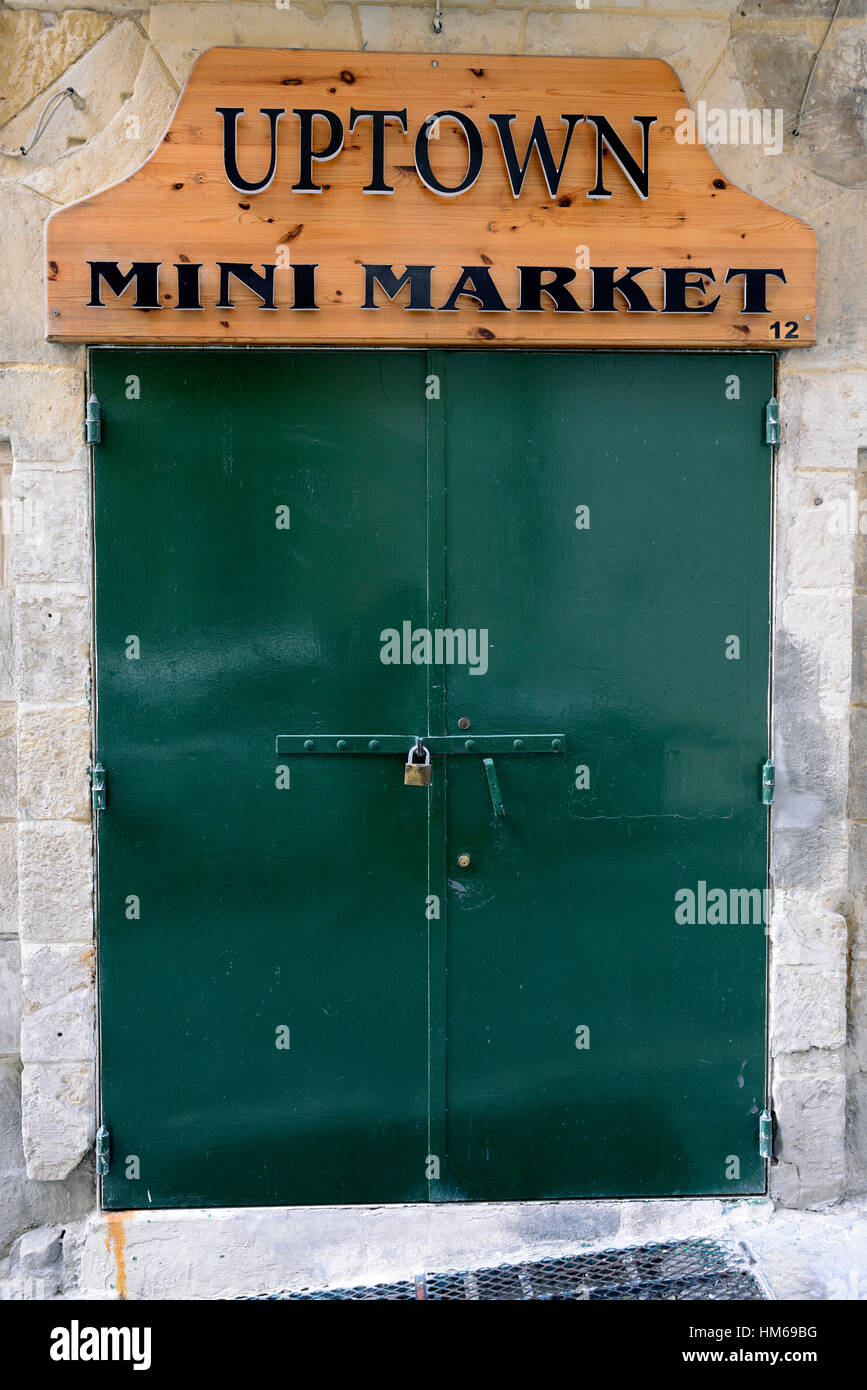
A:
[483,757,505,817]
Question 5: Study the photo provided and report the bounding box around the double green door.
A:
[93,349,771,1208]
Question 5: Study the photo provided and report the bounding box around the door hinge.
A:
[85,392,101,444]
[764,396,780,446]
[759,1109,773,1160]
[762,758,775,805]
[96,1124,111,1176]
[88,762,106,812]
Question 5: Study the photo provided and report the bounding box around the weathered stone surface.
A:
[0,10,109,130]
[8,469,89,584]
[17,704,90,821]
[0,185,73,366]
[21,1060,94,1180]
[0,371,84,466]
[0,592,13,703]
[14,586,90,703]
[776,470,855,594]
[20,941,93,1062]
[803,190,867,368]
[0,939,21,1055]
[0,824,17,936]
[780,371,867,475]
[13,1221,62,1270]
[731,22,822,148]
[771,1073,846,1204]
[359,4,524,52]
[0,1057,93,1257]
[795,14,867,187]
[147,4,358,86]
[846,1070,867,1194]
[849,706,867,819]
[769,913,847,1053]
[0,22,147,178]
[738,0,853,14]
[780,591,853,707]
[18,822,92,943]
[0,704,16,820]
[524,14,729,93]
[24,43,179,205]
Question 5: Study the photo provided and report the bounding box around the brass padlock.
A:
[404,739,432,786]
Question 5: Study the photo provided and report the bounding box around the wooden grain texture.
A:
[45,49,817,347]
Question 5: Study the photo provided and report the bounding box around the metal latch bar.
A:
[483,757,505,816]
[275,734,566,755]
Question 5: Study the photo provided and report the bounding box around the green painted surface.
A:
[93,349,771,1208]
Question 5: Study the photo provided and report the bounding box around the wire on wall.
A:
[0,86,84,158]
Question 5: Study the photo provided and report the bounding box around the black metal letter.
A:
[217,107,285,194]
[292,109,344,192]
[724,267,787,313]
[362,265,434,310]
[173,263,203,310]
[414,111,483,196]
[662,267,721,313]
[517,266,583,312]
[87,261,161,309]
[290,264,319,310]
[439,266,508,312]
[590,266,655,313]
[349,109,408,193]
[586,116,656,200]
[489,114,584,197]
[216,263,278,310]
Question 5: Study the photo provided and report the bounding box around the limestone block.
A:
[0,22,146,178]
[524,14,729,94]
[147,4,358,87]
[20,941,94,1062]
[769,910,847,1052]
[0,704,16,820]
[0,185,71,367]
[24,45,179,206]
[21,1060,94,1181]
[780,590,853,708]
[17,704,91,822]
[772,1072,846,1181]
[0,593,13,703]
[804,190,867,369]
[846,1069,867,1194]
[849,706,867,820]
[776,469,855,594]
[0,939,21,1056]
[359,5,524,53]
[0,823,17,936]
[795,12,867,188]
[0,10,109,129]
[8,469,89,584]
[731,20,824,152]
[13,1222,63,1271]
[780,370,867,473]
[13,585,90,703]
[770,973,846,1055]
[18,822,92,943]
[738,0,846,14]
[0,1058,94,1258]
[0,370,84,466]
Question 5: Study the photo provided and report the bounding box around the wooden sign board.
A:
[45,49,817,347]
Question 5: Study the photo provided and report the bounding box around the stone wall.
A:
[0,0,864,1284]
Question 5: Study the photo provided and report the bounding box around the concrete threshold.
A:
[75,1195,773,1299]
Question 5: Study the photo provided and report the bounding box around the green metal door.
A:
[93,348,771,1208]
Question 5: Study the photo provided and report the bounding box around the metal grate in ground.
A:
[249,1237,768,1301]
